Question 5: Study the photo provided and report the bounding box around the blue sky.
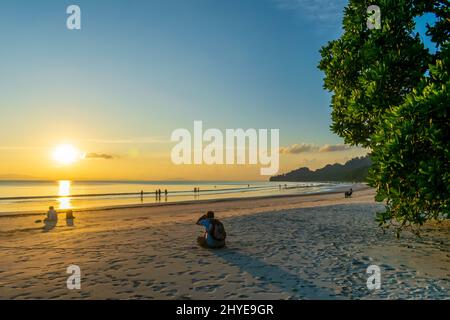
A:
[0,0,438,179]
[0,0,349,145]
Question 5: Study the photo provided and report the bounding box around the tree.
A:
[369,43,449,234]
[319,0,449,233]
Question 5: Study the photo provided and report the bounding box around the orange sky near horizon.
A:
[0,139,368,181]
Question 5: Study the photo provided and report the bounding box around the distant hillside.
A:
[270,156,372,182]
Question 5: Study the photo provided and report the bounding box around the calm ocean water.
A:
[0,180,348,214]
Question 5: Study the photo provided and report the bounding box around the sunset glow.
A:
[57,180,72,209]
[52,144,81,166]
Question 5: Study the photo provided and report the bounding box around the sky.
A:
[0,0,434,181]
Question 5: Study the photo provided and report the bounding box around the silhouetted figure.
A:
[43,206,58,232]
[345,188,353,198]
[66,210,75,227]
[46,206,58,222]
[66,210,75,219]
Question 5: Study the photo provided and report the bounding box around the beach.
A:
[0,185,448,300]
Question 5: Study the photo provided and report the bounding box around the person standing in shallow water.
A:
[194,187,198,199]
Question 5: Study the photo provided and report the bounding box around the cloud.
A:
[84,153,116,160]
[319,144,350,152]
[274,0,347,26]
[280,143,360,154]
[280,143,319,154]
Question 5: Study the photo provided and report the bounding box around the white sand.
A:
[0,186,448,299]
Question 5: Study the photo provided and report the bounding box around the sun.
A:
[52,144,81,165]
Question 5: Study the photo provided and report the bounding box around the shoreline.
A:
[0,184,279,201]
[0,183,369,218]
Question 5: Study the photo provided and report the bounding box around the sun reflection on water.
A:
[57,180,72,209]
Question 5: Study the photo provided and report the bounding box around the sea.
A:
[0,180,351,214]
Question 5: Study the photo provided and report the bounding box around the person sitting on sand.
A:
[66,210,75,220]
[43,206,58,231]
[196,211,226,249]
[65,210,75,227]
[46,206,58,221]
